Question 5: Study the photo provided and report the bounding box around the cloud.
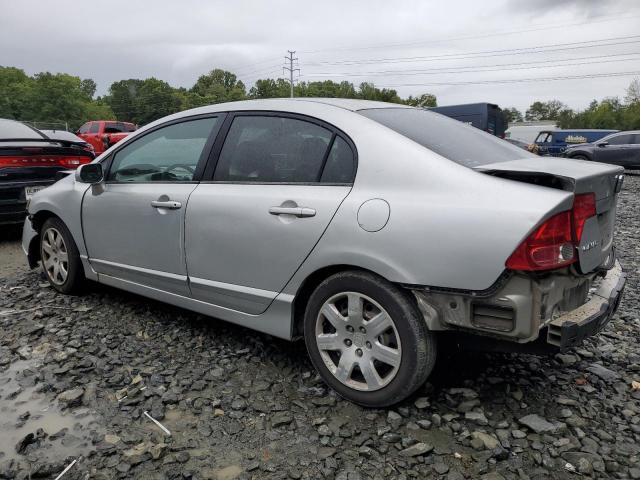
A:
[1,0,639,111]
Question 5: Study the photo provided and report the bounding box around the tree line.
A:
[0,66,436,129]
[1,65,638,131]
[502,79,640,130]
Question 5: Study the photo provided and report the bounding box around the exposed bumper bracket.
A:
[547,261,625,349]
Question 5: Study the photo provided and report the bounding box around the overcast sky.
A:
[1,0,639,112]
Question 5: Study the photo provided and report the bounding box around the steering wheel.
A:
[164,164,196,176]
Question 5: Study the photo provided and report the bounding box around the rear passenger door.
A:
[185,112,356,314]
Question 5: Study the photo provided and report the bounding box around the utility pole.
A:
[283,50,299,98]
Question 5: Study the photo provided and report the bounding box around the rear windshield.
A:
[0,119,45,140]
[358,108,533,167]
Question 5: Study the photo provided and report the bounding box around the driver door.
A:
[82,115,223,295]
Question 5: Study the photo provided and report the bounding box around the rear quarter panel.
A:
[280,113,573,295]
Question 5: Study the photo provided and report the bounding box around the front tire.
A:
[304,271,436,407]
[40,217,85,294]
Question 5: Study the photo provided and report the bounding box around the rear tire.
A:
[40,217,85,294]
[571,154,589,161]
[304,270,436,407]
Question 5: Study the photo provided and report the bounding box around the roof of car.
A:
[287,98,411,111]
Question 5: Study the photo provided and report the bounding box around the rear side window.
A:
[321,137,355,183]
[107,117,220,182]
[359,108,533,167]
[104,122,125,134]
[89,123,100,133]
[78,123,91,134]
[214,116,333,183]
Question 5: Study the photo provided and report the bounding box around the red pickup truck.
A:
[76,121,136,155]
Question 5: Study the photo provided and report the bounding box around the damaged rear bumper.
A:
[413,260,625,351]
[546,261,625,348]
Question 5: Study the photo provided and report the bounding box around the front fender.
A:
[28,175,90,258]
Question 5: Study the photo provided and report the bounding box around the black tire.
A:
[304,270,436,407]
[571,154,589,161]
[40,217,85,294]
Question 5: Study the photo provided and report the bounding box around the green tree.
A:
[133,78,182,125]
[105,79,145,122]
[80,78,97,99]
[403,93,437,108]
[191,69,246,104]
[0,66,33,120]
[249,78,291,98]
[525,100,566,121]
[625,78,640,105]
[502,107,523,123]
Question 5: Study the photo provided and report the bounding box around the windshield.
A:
[358,108,534,167]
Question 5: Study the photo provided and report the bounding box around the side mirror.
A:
[76,163,104,184]
[597,141,609,148]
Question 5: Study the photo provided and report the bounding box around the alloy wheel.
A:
[315,292,402,391]
[42,227,68,285]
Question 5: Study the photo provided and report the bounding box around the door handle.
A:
[151,200,182,209]
[269,206,316,218]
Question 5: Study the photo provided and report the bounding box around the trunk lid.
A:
[477,157,624,274]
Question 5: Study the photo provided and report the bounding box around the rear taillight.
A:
[0,155,92,169]
[506,192,597,271]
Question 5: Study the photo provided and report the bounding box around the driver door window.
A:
[108,117,220,182]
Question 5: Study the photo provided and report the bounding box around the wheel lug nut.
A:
[344,339,352,347]
[355,348,363,357]
[365,341,372,349]
[359,326,366,333]
[346,326,354,333]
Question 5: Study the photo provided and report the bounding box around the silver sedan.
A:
[23,98,626,406]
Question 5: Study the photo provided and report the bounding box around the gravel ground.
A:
[0,175,639,480]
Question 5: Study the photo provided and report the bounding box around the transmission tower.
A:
[283,50,300,98]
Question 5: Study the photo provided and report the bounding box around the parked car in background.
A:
[76,120,136,155]
[22,99,625,406]
[563,131,640,169]
[0,119,94,225]
[41,129,94,155]
[429,103,507,137]
[533,129,618,156]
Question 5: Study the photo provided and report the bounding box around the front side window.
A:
[78,123,91,134]
[214,116,333,183]
[107,117,220,182]
[89,123,100,134]
[607,134,632,145]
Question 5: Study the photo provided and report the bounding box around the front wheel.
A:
[304,271,436,407]
[40,217,85,294]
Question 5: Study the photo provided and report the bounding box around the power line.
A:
[302,53,640,78]
[298,11,640,54]
[376,70,640,88]
[304,35,640,67]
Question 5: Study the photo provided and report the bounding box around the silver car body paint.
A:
[23,98,621,340]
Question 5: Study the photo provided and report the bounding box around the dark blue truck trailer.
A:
[429,103,507,137]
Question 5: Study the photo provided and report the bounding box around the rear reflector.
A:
[0,155,92,169]
[572,193,596,242]
[506,193,597,271]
